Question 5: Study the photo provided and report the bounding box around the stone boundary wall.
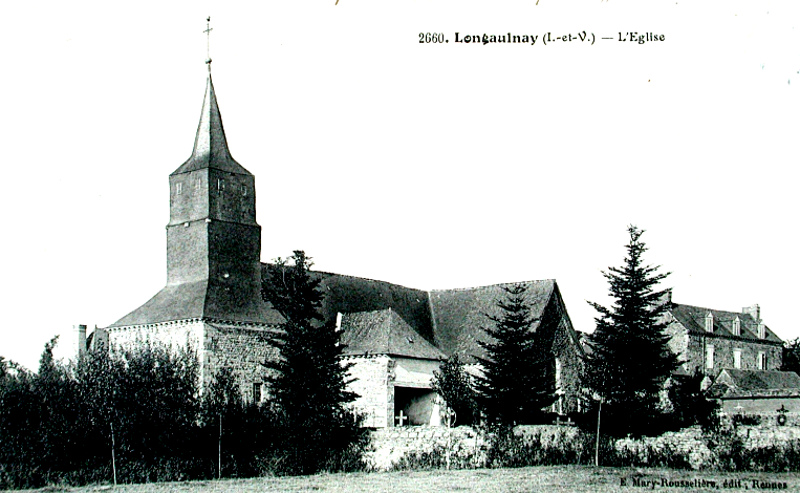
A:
[365,425,582,471]
[365,426,482,471]
[367,424,800,471]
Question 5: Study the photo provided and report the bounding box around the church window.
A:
[706,345,714,369]
[175,182,182,195]
[733,349,741,369]
[555,357,562,391]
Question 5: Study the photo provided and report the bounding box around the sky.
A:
[0,0,797,370]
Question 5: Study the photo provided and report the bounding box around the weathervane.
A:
[204,16,213,71]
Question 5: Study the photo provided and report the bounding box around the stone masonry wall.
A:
[346,355,392,428]
[666,318,781,375]
[104,320,205,377]
[202,323,278,402]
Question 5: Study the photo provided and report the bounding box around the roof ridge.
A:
[673,302,752,319]
[430,279,554,293]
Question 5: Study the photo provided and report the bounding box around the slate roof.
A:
[171,76,252,176]
[710,369,800,399]
[669,303,782,344]
[429,280,558,362]
[340,309,446,360]
[109,280,283,327]
[262,267,572,363]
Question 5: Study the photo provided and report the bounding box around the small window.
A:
[732,317,741,336]
[706,345,715,369]
[757,352,766,370]
[241,185,247,196]
[555,358,562,390]
[217,178,224,191]
[733,349,741,369]
[253,383,262,403]
[175,182,182,195]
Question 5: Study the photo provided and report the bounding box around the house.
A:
[709,369,800,419]
[663,291,783,378]
[91,70,585,428]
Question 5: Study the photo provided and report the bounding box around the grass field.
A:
[19,466,800,493]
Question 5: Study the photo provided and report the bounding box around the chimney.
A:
[73,324,87,359]
[743,304,761,323]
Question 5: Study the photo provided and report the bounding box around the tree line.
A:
[433,225,718,438]
[0,250,365,489]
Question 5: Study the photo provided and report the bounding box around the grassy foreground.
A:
[17,466,800,493]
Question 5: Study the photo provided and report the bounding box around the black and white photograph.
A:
[0,1,798,491]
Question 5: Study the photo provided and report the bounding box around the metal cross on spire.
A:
[204,16,213,72]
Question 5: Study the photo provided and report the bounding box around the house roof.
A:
[171,76,252,176]
[710,369,800,399]
[429,280,557,361]
[669,303,782,344]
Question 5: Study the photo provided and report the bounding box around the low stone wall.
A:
[365,426,482,471]
[366,423,800,472]
[365,424,582,471]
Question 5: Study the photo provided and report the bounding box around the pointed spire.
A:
[172,76,251,176]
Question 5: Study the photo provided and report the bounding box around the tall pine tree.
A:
[261,251,361,474]
[586,225,680,436]
[474,283,555,427]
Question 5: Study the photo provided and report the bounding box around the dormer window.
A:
[732,316,741,336]
[705,312,714,333]
[758,323,766,339]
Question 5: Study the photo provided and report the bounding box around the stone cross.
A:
[395,410,408,426]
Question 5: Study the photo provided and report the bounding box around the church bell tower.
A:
[165,75,265,320]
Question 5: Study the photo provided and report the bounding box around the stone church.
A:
[93,73,585,428]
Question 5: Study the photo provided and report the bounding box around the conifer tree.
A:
[586,225,680,436]
[432,354,478,426]
[261,251,360,474]
[474,284,555,427]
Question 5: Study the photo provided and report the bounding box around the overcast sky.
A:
[1,0,797,370]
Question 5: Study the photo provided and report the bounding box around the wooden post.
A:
[110,421,117,486]
[594,399,602,467]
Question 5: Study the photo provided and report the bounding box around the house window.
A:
[241,185,247,196]
[253,382,262,403]
[706,345,714,369]
[218,178,224,191]
[175,182,182,195]
[732,317,741,336]
[733,349,741,369]
[757,352,766,370]
[705,313,714,333]
[758,323,766,339]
